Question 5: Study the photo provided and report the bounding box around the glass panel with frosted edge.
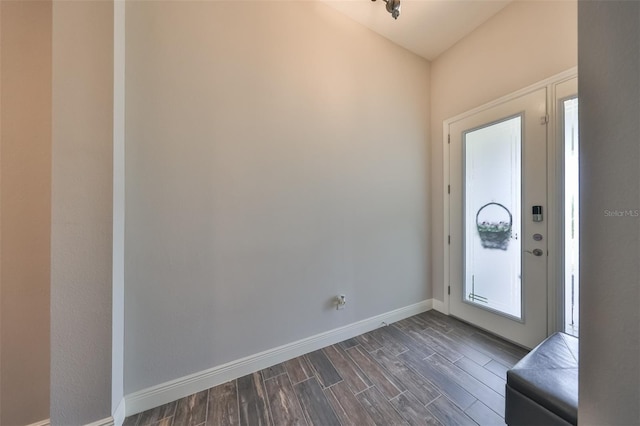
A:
[563,98,579,336]
[464,116,522,319]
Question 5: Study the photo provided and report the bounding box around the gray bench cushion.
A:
[506,332,578,425]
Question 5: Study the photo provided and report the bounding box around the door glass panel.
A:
[563,98,579,337]
[464,116,522,319]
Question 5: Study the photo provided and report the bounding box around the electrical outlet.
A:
[336,294,346,310]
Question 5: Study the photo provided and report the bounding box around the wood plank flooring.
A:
[123,311,528,426]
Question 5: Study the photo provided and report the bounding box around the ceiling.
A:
[323,0,512,60]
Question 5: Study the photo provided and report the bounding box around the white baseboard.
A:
[432,298,447,314]
[26,420,50,426]
[28,415,114,426]
[125,299,433,416]
[112,398,126,426]
[85,417,114,426]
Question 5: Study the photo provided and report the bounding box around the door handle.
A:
[525,249,544,256]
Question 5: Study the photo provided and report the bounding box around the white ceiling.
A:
[323,0,512,60]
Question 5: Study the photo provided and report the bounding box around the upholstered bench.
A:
[505,332,578,425]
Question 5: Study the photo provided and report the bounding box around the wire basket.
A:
[476,202,512,250]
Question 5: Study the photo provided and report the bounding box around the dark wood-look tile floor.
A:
[124,311,528,426]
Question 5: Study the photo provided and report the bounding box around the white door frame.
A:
[442,68,578,340]
[554,77,579,335]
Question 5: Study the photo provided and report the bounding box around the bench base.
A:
[506,384,573,426]
[505,332,578,426]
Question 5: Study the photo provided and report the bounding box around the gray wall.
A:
[124,1,430,394]
[12,2,634,425]
[0,1,51,424]
[578,1,640,423]
[50,1,113,424]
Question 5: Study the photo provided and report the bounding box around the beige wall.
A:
[50,1,113,424]
[0,1,51,424]
[578,1,640,422]
[429,0,577,302]
[125,1,430,393]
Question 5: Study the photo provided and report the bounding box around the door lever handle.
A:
[525,249,544,256]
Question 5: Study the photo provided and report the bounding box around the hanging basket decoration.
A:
[476,202,512,251]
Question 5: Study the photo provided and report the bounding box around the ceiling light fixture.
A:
[372,0,401,20]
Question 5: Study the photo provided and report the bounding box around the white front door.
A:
[448,87,548,349]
